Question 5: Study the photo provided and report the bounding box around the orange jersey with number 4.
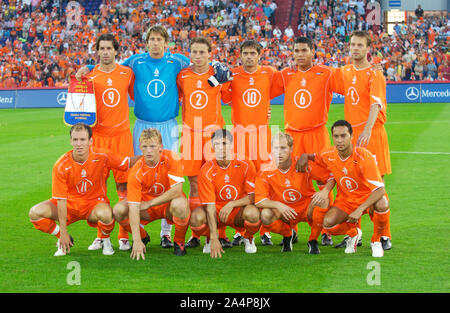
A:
[271,65,338,131]
[334,65,387,129]
[222,65,276,127]
[86,64,134,136]
[198,157,256,209]
[177,66,225,131]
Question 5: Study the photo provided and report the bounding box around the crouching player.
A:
[255,132,331,254]
[189,129,261,258]
[297,120,389,257]
[29,123,134,256]
[113,129,190,260]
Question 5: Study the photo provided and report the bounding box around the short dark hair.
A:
[240,40,262,54]
[331,120,353,135]
[350,30,371,46]
[211,129,233,143]
[189,36,212,52]
[70,123,93,139]
[96,33,119,51]
[146,25,170,43]
[294,37,314,50]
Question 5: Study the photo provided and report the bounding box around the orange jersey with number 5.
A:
[86,64,134,136]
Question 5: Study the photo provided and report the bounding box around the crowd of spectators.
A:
[0,0,448,88]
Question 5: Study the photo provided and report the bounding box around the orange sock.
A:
[308,207,327,241]
[243,220,261,239]
[259,224,270,237]
[117,224,129,240]
[97,219,115,239]
[189,197,202,239]
[266,220,292,237]
[371,210,390,243]
[190,224,209,237]
[31,218,60,238]
[325,222,358,237]
[119,218,147,239]
[380,209,391,239]
[218,225,227,238]
[173,212,190,244]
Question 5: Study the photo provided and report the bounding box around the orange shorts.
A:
[50,197,108,227]
[352,125,391,176]
[333,193,389,215]
[92,130,134,183]
[232,125,271,172]
[180,127,218,176]
[286,125,331,157]
[194,206,244,237]
[140,203,173,225]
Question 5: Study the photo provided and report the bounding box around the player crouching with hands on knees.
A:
[189,129,261,258]
[113,129,190,260]
[255,132,331,254]
[29,123,138,257]
[296,120,390,257]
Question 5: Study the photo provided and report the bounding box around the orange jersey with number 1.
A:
[86,64,135,136]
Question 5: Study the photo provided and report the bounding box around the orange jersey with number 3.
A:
[314,146,385,206]
[222,66,276,127]
[334,65,387,129]
[127,150,184,204]
[177,66,225,131]
[52,147,131,203]
[86,64,135,136]
[255,156,331,208]
[271,65,338,131]
[198,157,256,209]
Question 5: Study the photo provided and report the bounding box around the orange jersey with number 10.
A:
[86,64,134,136]
[222,66,276,127]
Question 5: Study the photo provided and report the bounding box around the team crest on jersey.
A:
[196,80,202,88]
[285,178,291,187]
[107,78,113,86]
[352,76,357,85]
[342,167,348,175]
[154,69,160,77]
[224,174,230,183]
[81,169,87,178]
[249,77,255,86]
[301,78,306,87]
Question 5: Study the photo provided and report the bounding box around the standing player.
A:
[177,37,232,249]
[222,40,276,246]
[112,129,190,259]
[255,133,331,254]
[190,129,261,258]
[77,26,190,248]
[271,37,339,246]
[333,31,392,250]
[82,33,136,252]
[298,120,390,257]
[28,123,134,256]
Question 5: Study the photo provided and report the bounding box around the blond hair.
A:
[271,132,293,148]
[140,128,163,144]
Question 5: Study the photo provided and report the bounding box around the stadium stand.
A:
[0,0,448,88]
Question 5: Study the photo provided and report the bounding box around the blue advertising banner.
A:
[1,82,449,109]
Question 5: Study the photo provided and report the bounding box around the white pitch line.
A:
[391,151,450,155]
[385,121,450,125]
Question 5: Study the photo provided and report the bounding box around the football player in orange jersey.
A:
[222,40,276,247]
[84,34,136,252]
[28,123,138,257]
[297,120,390,257]
[112,129,190,260]
[190,129,261,258]
[271,37,339,247]
[333,31,392,250]
[177,37,232,249]
[255,132,332,254]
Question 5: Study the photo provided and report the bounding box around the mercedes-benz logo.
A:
[57,92,67,106]
[405,87,419,101]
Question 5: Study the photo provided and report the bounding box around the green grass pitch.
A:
[0,103,449,293]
